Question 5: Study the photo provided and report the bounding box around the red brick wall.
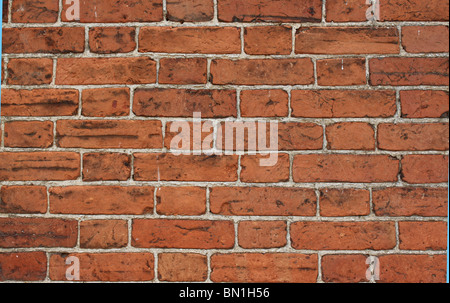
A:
[0,0,449,283]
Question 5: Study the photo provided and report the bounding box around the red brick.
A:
[83,153,131,181]
[210,187,317,216]
[139,27,240,54]
[240,90,289,117]
[159,58,207,84]
[0,218,77,248]
[402,26,449,53]
[293,155,399,183]
[326,0,369,22]
[238,221,287,249]
[4,121,54,148]
[370,58,449,86]
[326,122,375,150]
[164,121,214,151]
[211,253,318,283]
[167,0,214,22]
[3,27,85,53]
[291,90,397,118]
[12,0,58,23]
[278,122,323,150]
[2,0,9,22]
[158,253,208,282]
[50,253,155,282]
[399,222,447,250]
[373,187,448,217]
[321,255,368,283]
[80,220,128,249]
[378,123,449,151]
[320,188,371,217]
[62,0,163,22]
[218,0,322,23]
[296,27,399,54]
[7,58,53,85]
[82,88,130,117]
[50,186,154,215]
[56,120,162,149]
[156,187,206,216]
[211,59,314,85]
[0,252,47,281]
[0,89,79,117]
[378,255,446,283]
[56,57,156,85]
[240,154,290,183]
[291,221,396,250]
[133,89,237,118]
[401,155,448,184]
[0,186,47,214]
[0,152,80,181]
[244,26,292,55]
[132,219,235,249]
[89,27,136,53]
[401,90,449,118]
[134,154,238,182]
[317,58,366,86]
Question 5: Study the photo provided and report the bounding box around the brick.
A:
[290,222,396,250]
[0,89,79,117]
[133,89,237,118]
[3,27,85,54]
[50,253,155,282]
[0,152,80,181]
[82,88,130,117]
[134,154,238,181]
[89,27,136,54]
[401,155,448,184]
[238,221,287,249]
[317,58,366,86]
[156,187,206,216]
[132,219,235,249]
[167,0,214,22]
[0,218,77,248]
[296,27,399,54]
[11,0,58,23]
[240,90,289,117]
[159,58,207,84]
[326,122,375,150]
[7,58,53,85]
[378,255,446,283]
[401,90,449,118]
[164,121,214,151]
[56,57,157,85]
[373,187,448,217]
[210,187,317,216]
[0,186,47,214]
[378,123,449,151]
[370,58,449,86]
[211,59,314,85]
[4,121,54,148]
[211,253,318,283]
[139,27,240,54]
[293,155,399,183]
[83,153,131,181]
[321,255,368,283]
[399,222,447,250]
[62,0,163,22]
[218,0,322,23]
[326,0,369,22]
[0,252,47,281]
[50,186,154,215]
[291,90,397,118]
[244,26,292,55]
[158,253,208,282]
[80,220,128,249]
[402,26,449,53]
[320,189,371,217]
[2,0,8,22]
[278,123,323,150]
[56,120,162,149]
[240,154,290,183]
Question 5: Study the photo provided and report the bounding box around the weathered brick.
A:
[240,154,290,183]
[159,58,207,84]
[326,122,375,150]
[238,221,287,249]
[402,26,449,53]
[82,88,130,117]
[0,186,47,214]
[83,153,131,181]
[7,58,53,85]
[0,252,47,281]
[158,253,208,282]
[4,121,54,148]
[156,187,206,216]
[321,255,368,283]
[240,90,289,117]
[80,220,128,249]
[89,27,136,53]
[400,90,449,118]
[244,26,292,55]
[401,155,448,184]
[12,0,58,23]
[320,188,371,217]
[167,0,214,22]
[399,221,447,250]
[317,58,366,86]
